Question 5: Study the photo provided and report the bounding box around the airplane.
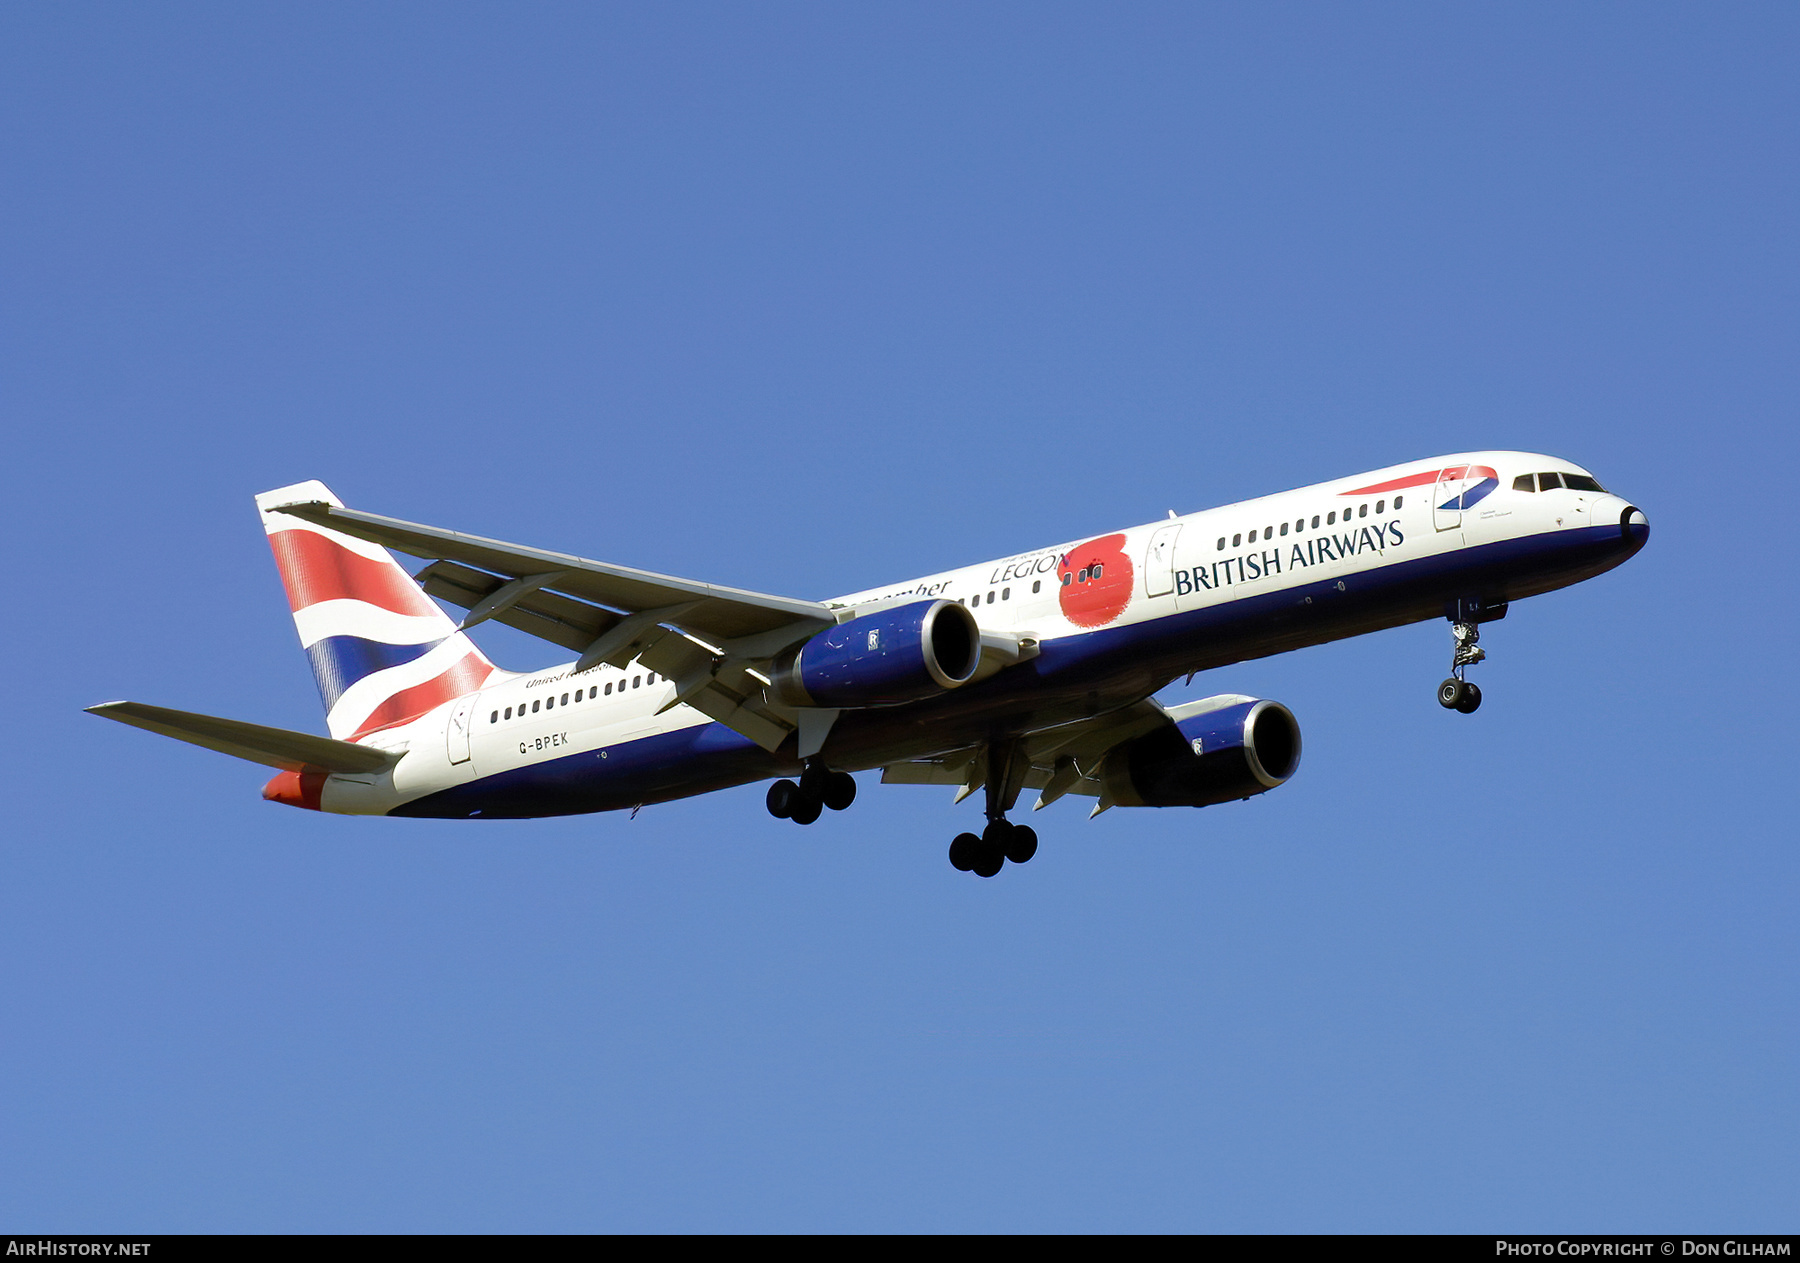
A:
[88,452,1648,878]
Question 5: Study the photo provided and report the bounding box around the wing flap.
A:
[877,699,1175,809]
[416,559,621,654]
[86,701,399,774]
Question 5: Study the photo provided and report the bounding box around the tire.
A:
[823,771,857,812]
[766,779,798,819]
[1005,825,1038,864]
[798,763,830,799]
[971,850,1005,878]
[948,832,980,871]
[982,818,1015,849]
[789,793,823,825]
[1455,682,1483,714]
[1437,678,1464,709]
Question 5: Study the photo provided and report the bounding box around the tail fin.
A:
[257,480,500,740]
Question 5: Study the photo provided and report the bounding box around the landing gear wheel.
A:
[822,771,857,812]
[766,780,798,819]
[789,793,822,825]
[971,849,1005,878]
[1004,824,1038,864]
[1455,682,1482,714]
[948,832,980,872]
[1438,678,1465,710]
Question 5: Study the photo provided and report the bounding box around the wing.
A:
[879,695,1262,816]
[265,495,837,752]
[880,698,1177,815]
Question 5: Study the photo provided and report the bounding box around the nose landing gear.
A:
[1437,618,1485,713]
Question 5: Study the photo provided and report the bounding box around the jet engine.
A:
[1101,697,1301,808]
[771,599,981,708]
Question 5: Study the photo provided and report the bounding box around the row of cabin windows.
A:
[489,672,660,723]
[958,567,1109,608]
[959,577,1058,608]
[1513,471,1605,493]
[1217,497,1402,551]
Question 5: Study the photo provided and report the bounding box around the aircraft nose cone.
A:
[1622,506,1649,549]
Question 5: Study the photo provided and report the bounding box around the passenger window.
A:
[1032,580,1041,594]
[633,675,641,688]
[561,693,569,705]
[1280,522,1288,536]
[1311,515,1320,528]
[532,700,540,713]
[1061,573,1071,587]
[489,711,497,723]
[545,696,554,710]
[1376,500,1384,514]
[1359,503,1368,518]
[1327,511,1336,525]
[1393,496,1403,509]
[1513,474,1535,492]
[1001,587,1010,599]
[1296,519,1305,532]
[1090,564,1102,579]
[590,687,598,699]
[1217,537,1226,551]
[604,682,612,695]
[504,706,512,719]
[1539,471,1563,491]
[1232,533,1241,547]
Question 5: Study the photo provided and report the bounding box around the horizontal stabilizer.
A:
[85,702,400,774]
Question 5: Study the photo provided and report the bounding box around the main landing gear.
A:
[947,739,1038,878]
[948,819,1038,878]
[1437,619,1485,714]
[766,760,857,826]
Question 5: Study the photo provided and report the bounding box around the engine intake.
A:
[1102,698,1301,808]
[773,599,981,708]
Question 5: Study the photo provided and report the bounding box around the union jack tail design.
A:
[256,481,501,741]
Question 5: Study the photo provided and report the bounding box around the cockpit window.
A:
[1537,471,1563,491]
[1563,473,1605,492]
[1513,474,1535,492]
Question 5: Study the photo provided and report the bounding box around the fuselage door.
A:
[1144,523,1183,599]
[1433,466,1467,533]
[446,693,478,766]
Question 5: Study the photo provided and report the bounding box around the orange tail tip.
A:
[263,770,326,810]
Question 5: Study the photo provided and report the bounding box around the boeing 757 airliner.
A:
[90,453,1647,877]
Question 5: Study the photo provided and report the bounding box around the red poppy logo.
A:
[1058,534,1133,628]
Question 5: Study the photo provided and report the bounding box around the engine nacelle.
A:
[1101,697,1301,808]
[772,599,981,708]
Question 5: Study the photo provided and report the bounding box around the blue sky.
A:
[3,2,1795,1232]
